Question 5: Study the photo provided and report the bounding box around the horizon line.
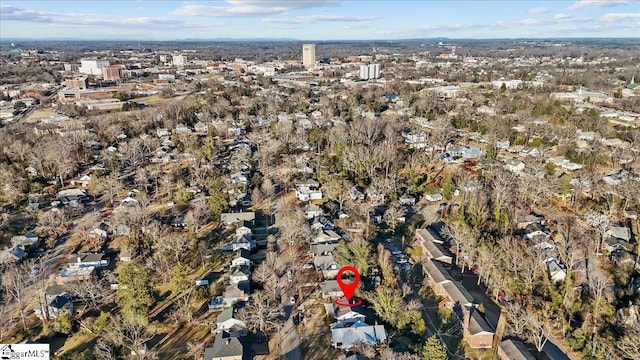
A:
[1,36,640,43]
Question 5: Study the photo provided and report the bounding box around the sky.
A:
[0,0,639,40]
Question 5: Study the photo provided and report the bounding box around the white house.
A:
[504,159,525,173]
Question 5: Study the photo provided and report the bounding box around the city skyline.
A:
[0,0,639,41]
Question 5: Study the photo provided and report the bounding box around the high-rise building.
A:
[359,65,369,80]
[360,63,381,80]
[102,65,122,81]
[368,63,381,79]
[172,54,187,67]
[302,44,316,70]
[79,58,109,76]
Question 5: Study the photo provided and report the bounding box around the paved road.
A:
[280,317,302,360]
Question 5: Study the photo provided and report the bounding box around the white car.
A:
[290,296,296,304]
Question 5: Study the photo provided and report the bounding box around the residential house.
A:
[57,267,95,284]
[324,302,367,324]
[497,339,536,360]
[89,222,109,240]
[425,193,443,202]
[320,280,345,299]
[34,293,74,320]
[214,307,247,336]
[311,243,340,279]
[519,147,539,157]
[399,194,416,206]
[545,258,567,282]
[10,231,39,247]
[605,226,633,252]
[57,188,86,205]
[222,281,250,307]
[310,216,335,231]
[295,179,322,202]
[504,158,525,173]
[220,212,255,226]
[547,156,583,171]
[330,319,387,350]
[463,308,494,349]
[204,332,249,360]
[70,174,92,187]
[312,230,342,245]
[68,253,109,269]
[0,246,27,263]
[231,249,251,269]
[229,267,250,284]
[616,303,640,331]
[523,223,551,242]
[209,296,225,311]
[517,214,545,230]
[156,128,169,137]
[304,203,324,219]
[230,233,255,252]
[348,186,365,201]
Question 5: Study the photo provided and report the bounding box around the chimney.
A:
[226,338,231,345]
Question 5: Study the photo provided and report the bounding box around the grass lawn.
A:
[25,108,54,122]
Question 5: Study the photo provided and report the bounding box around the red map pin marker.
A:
[336,266,360,303]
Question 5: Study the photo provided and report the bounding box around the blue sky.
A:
[1,0,638,40]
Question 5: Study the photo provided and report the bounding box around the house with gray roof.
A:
[220,212,255,226]
[204,332,250,360]
[463,308,494,349]
[422,259,455,298]
[415,229,453,264]
[497,339,536,360]
[330,319,387,350]
[320,280,345,299]
[10,231,39,247]
[68,253,109,269]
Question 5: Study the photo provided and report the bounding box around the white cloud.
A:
[172,0,338,17]
[0,5,220,29]
[569,0,639,10]
[529,6,550,14]
[263,14,377,24]
[344,23,373,30]
[601,12,640,21]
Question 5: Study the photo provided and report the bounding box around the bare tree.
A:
[617,329,640,360]
[1,264,31,331]
[237,291,284,336]
[526,314,549,354]
[584,210,610,255]
[94,339,117,360]
[503,302,529,337]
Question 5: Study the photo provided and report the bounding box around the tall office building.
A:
[79,58,110,76]
[302,44,316,70]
